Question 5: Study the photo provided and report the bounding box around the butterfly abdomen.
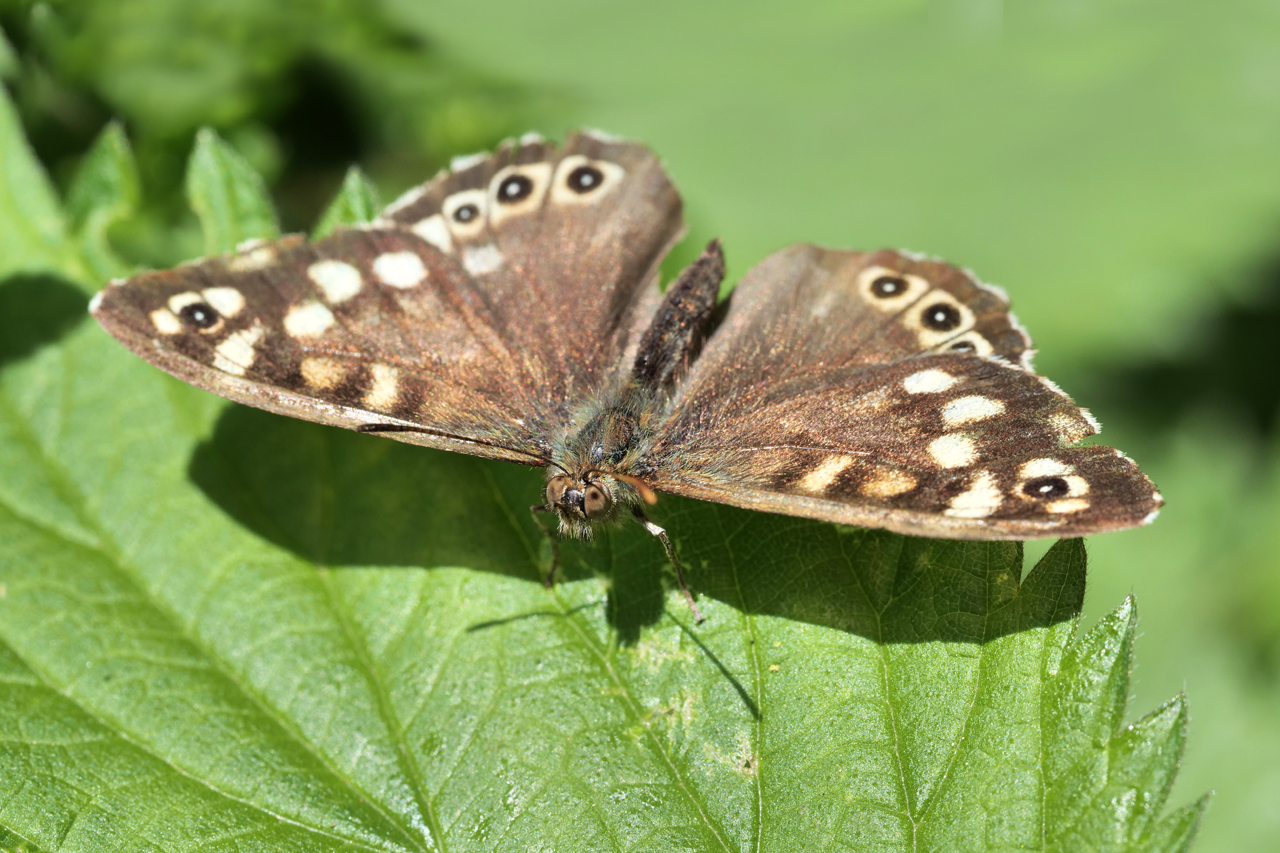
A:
[631,240,725,393]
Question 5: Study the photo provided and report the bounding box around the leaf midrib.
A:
[195,403,446,853]
[482,463,738,852]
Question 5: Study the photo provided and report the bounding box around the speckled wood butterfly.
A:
[91,130,1162,621]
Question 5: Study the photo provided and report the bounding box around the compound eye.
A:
[546,475,570,508]
[583,484,612,519]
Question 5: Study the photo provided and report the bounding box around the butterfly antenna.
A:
[355,423,554,468]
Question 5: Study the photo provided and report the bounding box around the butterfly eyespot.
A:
[567,165,604,193]
[453,203,480,223]
[870,275,908,298]
[178,302,219,329]
[583,484,612,519]
[497,175,534,203]
[921,302,962,331]
[1023,476,1071,499]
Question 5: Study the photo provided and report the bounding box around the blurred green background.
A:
[3,0,1279,849]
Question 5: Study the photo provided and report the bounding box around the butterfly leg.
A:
[529,505,560,588]
[631,507,704,624]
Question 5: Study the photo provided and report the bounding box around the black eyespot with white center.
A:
[1023,476,1071,499]
[567,165,604,194]
[497,175,534,204]
[179,302,219,329]
[870,275,908,298]
[921,302,962,331]
[453,203,479,223]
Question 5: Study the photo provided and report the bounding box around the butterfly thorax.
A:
[544,387,657,538]
[543,240,728,538]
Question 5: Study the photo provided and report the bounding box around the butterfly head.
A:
[546,471,618,537]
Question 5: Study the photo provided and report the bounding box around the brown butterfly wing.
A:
[91,132,681,464]
[378,131,681,412]
[641,248,1161,538]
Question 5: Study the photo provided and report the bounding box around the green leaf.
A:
[0,84,78,283]
[65,122,140,283]
[184,127,279,256]
[312,165,384,240]
[0,25,18,81]
[0,110,1206,853]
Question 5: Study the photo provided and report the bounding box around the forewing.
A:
[92,132,682,463]
[378,131,682,414]
[643,249,1160,539]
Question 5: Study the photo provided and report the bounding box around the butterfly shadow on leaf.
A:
[189,405,1085,648]
[0,274,89,368]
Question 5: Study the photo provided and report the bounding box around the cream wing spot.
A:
[550,155,625,205]
[165,290,223,332]
[442,189,489,240]
[1046,498,1090,514]
[372,251,427,289]
[1048,411,1093,443]
[308,260,363,303]
[364,364,400,410]
[942,395,1005,428]
[798,456,854,493]
[148,308,183,335]
[1017,459,1090,504]
[462,244,504,276]
[861,467,917,498]
[283,301,335,338]
[855,266,930,312]
[212,323,264,376]
[488,162,553,225]
[1020,458,1072,479]
[226,245,277,272]
[928,434,978,469]
[449,151,488,172]
[1061,475,1090,496]
[410,215,453,254]
[200,287,245,318]
[934,330,994,357]
[902,289,976,348]
[167,291,203,314]
[903,369,958,394]
[946,471,1002,518]
[300,357,349,390]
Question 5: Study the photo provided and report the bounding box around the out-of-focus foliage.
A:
[2,1,1279,850]
[0,0,559,258]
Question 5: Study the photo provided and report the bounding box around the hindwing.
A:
[641,249,1161,538]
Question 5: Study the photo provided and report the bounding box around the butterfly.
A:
[91,130,1162,621]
